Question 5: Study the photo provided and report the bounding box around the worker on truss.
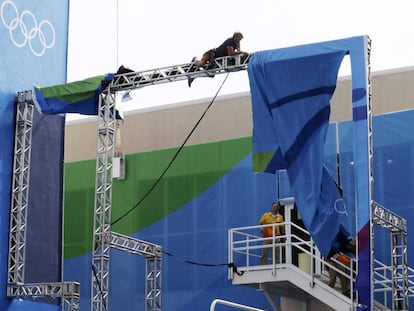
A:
[188,31,250,87]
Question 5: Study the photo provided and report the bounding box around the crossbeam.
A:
[372,201,409,310]
[372,201,407,233]
[110,54,250,92]
[91,54,249,311]
[109,231,162,311]
[8,282,80,299]
[7,91,80,311]
[110,231,162,258]
[8,282,80,311]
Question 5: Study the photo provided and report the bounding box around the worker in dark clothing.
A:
[326,225,356,297]
[188,32,249,87]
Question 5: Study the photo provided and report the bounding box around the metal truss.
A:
[90,54,252,311]
[110,231,162,258]
[7,91,80,310]
[146,257,162,311]
[364,37,376,311]
[8,91,34,285]
[372,202,407,233]
[110,54,250,92]
[91,91,163,311]
[372,201,409,310]
[110,232,162,311]
[8,282,80,311]
[91,92,116,311]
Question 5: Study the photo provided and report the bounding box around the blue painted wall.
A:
[0,1,69,309]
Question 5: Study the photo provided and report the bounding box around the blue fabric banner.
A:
[248,36,372,309]
[0,1,69,310]
[248,46,347,257]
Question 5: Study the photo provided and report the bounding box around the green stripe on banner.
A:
[38,75,105,104]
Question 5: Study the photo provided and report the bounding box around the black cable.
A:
[111,73,230,226]
[163,250,244,276]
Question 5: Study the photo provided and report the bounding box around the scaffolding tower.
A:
[7,90,80,310]
[6,52,411,311]
[90,54,250,311]
[372,202,409,310]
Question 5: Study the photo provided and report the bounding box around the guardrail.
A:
[228,221,356,302]
[229,221,414,310]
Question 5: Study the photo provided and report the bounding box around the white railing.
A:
[229,222,414,310]
[228,221,356,301]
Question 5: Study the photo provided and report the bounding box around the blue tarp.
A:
[247,36,372,310]
[0,1,69,309]
[248,45,347,258]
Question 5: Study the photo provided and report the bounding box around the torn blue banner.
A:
[248,45,347,257]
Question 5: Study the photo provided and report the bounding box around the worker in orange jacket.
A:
[259,202,285,265]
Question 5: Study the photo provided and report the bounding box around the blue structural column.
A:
[348,36,373,310]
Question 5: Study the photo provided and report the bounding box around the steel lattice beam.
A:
[372,202,407,232]
[90,55,252,311]
[110,54,250,92]
[8,91,34,285]
[364,37,375,310]
[110,231,162,258]
[146,258,162,311]
[7,91,80,311]
[9,56,248,311]
[8,282,80,311]
[372,201,409,310]
[110,231,162,310]
[91,92,116,311]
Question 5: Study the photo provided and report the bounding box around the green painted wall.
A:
[64,137,252,259]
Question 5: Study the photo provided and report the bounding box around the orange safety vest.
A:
[259,213,284,237]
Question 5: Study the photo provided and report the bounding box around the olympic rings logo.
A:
[1,0,56,57]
